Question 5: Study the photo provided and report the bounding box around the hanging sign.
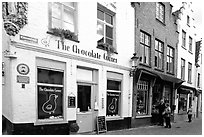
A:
[96,116,107,134]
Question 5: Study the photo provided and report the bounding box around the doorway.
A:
[76,84,94,133]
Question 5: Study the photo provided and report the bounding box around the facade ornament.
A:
[2,2,28,36]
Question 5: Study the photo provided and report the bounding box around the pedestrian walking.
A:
[156,99,166,126]
[187,105,193,122]
[164,103,171,128]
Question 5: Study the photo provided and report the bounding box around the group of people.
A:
[156,99,193,129]
[156,99,171,128]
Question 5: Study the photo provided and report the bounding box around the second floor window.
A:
[49,2,77,33]
[156,2,165,23]
[155,39,164,70]
[189,36,192,52]
[187,15,190,26]
[188,62,192,83]
[182,30,186,48]
[181,58,185,80]
[197,73,200,88]
[140,31,151,65]
[97,4,115,48]
[167,46,174,73]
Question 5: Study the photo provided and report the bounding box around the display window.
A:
[106,72,123,117]
[37,68,64,120]
[136,80,149,115]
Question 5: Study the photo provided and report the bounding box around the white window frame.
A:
[97,3,116,49]
[156,2,165,23]
[155,39,164,70]
[48,2,77,33]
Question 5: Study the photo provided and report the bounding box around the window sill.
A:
[166,71,175,76]
[181,46,187,50]
[188,50,193,54]
[97,44,118,54]
[154,68,164,73]
[106,116,124,121]
[187,81,192,84]
[156,18,166,26]
[135,115,152,118]
[47,31,80,43]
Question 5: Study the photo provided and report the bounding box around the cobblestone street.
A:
[100,118,202,135]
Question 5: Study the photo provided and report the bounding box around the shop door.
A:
[76,84,94,133]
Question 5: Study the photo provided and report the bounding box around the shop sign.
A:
[96,116,107,134]
[40,37,118,63]
[38,85,63,119]
[20,35,38,44]
[17,75,30,83]
[17,63,30,75]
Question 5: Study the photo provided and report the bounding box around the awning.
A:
[154,71,184,89]
[134,67,184,89]
[178,85,197,95]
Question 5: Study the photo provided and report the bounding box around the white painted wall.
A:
[3,2,134,123]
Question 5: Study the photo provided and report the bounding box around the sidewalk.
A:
[81,117,202,135]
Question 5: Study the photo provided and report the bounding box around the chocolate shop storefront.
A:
[131,67,183,127]
[2,32,133,134]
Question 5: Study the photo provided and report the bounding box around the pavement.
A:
[81,117,202,135]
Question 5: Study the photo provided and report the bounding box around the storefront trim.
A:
[106,116,124,121]
[13,41,130,71]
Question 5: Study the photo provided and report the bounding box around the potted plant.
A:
[69,122,79,134]
[50,28,78,42]
[97,42,116,56]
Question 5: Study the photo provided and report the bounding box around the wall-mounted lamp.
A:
[129,53,139,77]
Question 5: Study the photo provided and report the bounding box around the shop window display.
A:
[37,68,64,120]
[136,80,149,115]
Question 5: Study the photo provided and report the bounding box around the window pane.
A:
[106,38,113,46]
[97,21,104,35]
[144,34,149,45]
[52,3,61,19]
[97,9,104,20]
[107,80,121,90]
[137,90,148,115]
[106,25,113,39]
[107,92,119,116]
[105,13,113,25]
[63,22,74,32]
[63,8,74,25]
[63,2,74,8]
[77,85,91,112]
[38,86,63,119]
[52,18,61,28]
[37,68,63,85]
[140,32,144,43]
[155,40,158,50]
[145,46,150,64]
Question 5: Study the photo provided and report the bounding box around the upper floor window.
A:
[49,2,77,33]
[182,30,186,48]
[189,36,192,52]
[197,73,200,88]
[187,15,190,26]
[97,4,115,50]
[156,2,165,23]
[181,58,185,80]
[140,31,151,66]
[167,46,174,73]
[188,62,192,83]
[155,39,164,70]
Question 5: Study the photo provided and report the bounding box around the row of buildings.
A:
[2,2,202,134]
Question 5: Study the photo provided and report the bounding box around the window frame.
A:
[167,46,174,74]
[156,2,165,23]
[136,80,150,116]
[48,2,78,33]
[97,3,116,51]
[182,30,186,48]
[189,36,193,52]
[187,62,192,83]
[197,73,200,88]
[181,58,185,80]
[140,31,151,66]
[187,15,190,26]
[154,39,164,70]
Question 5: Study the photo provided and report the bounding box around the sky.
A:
[171,0,203,39]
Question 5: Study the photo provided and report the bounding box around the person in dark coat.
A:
[164,103,171,128]
[156,99,166,126]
